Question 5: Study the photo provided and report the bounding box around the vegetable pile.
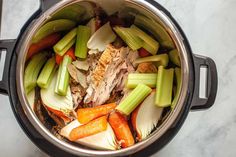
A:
[24,2,182,150]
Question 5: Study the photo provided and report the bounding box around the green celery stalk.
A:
[75,25,91,59]
[54,28,77,55]
[55,55,72,96]
[113,26,143,50]
[134,14,175,49]
[57,38,76,56]
[130,25,159,55]
[155,66,174,107]
[169,49,181,67]
[37,57,57,89]
[127,73,157,88]
[24,52,48,94]
[171,68,182,109]
[32,19,76,43]
[116,84,152,115]
[134,54,169,67]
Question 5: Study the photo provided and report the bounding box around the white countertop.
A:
[1,0,236,157]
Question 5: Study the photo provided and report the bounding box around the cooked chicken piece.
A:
[70,81,86,109]
[136,62,158,73]
[72,60,89,71]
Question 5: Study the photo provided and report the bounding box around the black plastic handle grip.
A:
[0,40,16,95]
[191,54,218,110]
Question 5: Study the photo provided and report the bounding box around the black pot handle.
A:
[191,54,218,110]
[0,40,16,95]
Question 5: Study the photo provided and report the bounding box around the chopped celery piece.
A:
[116,84,152,115]
[130,25,159,55]
[58,38,76,56]
[169,49,181,67]
[75,25,91,59]
[127,73,157,88]
[155,66,174,107]
[171,68,182,109]
[55,55,72,96]
[113,26,143,50]
[134,14,175,49]
[32,19,76,43]
[134,54,169,67]
[54,28,77,55]
[24,52,48,94]
[37,57,57,89]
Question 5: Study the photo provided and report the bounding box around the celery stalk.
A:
[134,54,169,67]
[54,28,77,55]
[57,38,76,56]
[171,68,182,109]
[55,55,72,96]
[113,26,143,50]
[155,66,174,107]
[75,25,91,59]
[169,49,181,67]
[116,84,152,115]
[24,52,48,94]
[127,73,157,88]
[37,57,57,89]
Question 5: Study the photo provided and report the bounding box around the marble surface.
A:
[0,0,236,157]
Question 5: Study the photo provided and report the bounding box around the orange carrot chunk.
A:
[55,47,76,65]
[108,112,135,148]
[77,103,116,124]
[69,116,108,141]
[27,33,61,60]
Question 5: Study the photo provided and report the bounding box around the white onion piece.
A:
[135,91,163,140]
[40,72,73,115]
[60,120,118,150]
[26,89,35,110]
[87,22,116,52]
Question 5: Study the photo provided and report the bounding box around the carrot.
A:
[138,48,151,58]
[108,112,135,148]
[77,103,116,124]
[27,33,61,60]
[69,116,108,141]
[55,47,76,65]
[46,106,71,123]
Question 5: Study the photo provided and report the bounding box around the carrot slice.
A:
[55,47,76,65]
[69,116,108,141]
[138,48,151,58]
[45,106,71,123]
[108,112,135,148]
[27,33,61,60]
[77,103,116,124]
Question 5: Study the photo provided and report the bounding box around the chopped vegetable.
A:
[130,25,159,55]
[113,26,143,50]
[67,64,87,88]
[169,49,181,67]
[27,33,61,60]
[137,62,158,73]
[75,25,91,58]
[131,91,163,141]
[57,38,76,57]
[55,55,72,96]
[24,52,48,94]
[86,18,97,35]
[126,73,157,89]
[134,14,175,49]
[77,103,117,124]
[53,28,77,55]
[55,47,76,65]
[60,120,118,150]
[87,22,117,51]
[72,60,89,71]
[32,19,76,43]
[37,57,57,89]
[26,89,35,110]
[108,112,134,148]
[69,116,108,141]
[155,66,174,107]
[116,84,152,115]
[41,71,73,117]
[134,54,169,67]
[138,48,151,57]
[171,68,182,109]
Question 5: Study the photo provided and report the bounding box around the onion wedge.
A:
[60,120,118,150]
[26,89,35,110]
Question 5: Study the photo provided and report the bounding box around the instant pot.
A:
[0,0,218,156]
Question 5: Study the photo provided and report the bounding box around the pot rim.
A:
[16,0,190,156]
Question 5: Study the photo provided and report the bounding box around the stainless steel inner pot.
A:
[16,0,190,156]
